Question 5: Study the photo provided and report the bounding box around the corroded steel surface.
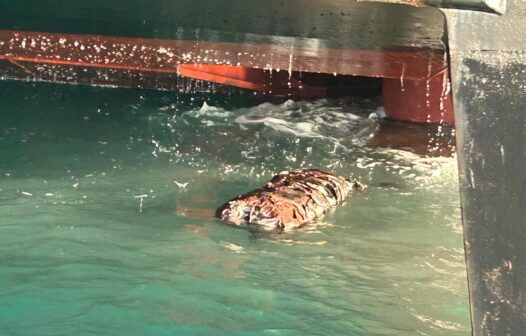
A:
[0,1,450,123]
[382,74,453,125]
[444,0,526,333]
[0,1,446,50]
[364,0,506,13]
[0,30,447,83]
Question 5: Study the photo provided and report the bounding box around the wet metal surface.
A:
[0,30,447,90]
[0,1,446,50]
[444,1,526,334]
[369,0,506,14]
[0,1,448,92]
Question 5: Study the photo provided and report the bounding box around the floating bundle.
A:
[216,169,365,232]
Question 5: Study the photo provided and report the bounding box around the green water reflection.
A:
[0,81,468,335]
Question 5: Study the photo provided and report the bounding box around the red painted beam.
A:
[0,30,452,124]
[178,64,267,91]
[0,30,447,80]
[177,64,328,98]
[382,72,453,125]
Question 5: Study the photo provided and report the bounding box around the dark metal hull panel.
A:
[444,1,526,333]
[0,0,446,51]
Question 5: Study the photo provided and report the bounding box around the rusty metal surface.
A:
[0,1,448,91]
[0,58,181,91]
[366,0,506,14]
[0,0,446,51]
[0,30,447,87]
[443,0,526,334]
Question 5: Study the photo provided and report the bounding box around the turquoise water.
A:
[0,81,468,335]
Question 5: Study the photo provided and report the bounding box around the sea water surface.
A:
[0,81,468,336]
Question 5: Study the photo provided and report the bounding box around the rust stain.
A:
[0,29,447,81]
[358,0,426,8]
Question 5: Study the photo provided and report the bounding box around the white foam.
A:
[197,102,231,118]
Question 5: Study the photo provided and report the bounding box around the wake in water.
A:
[0,82,468,336]
[197,98,379,143]
[149,97,456,190]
